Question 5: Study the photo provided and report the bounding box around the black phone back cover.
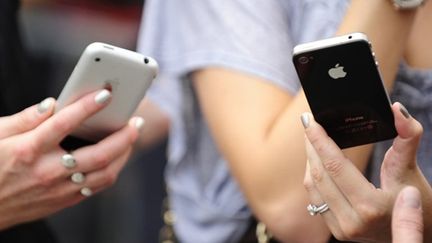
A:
[294,40,397,148]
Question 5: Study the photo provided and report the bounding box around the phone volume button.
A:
[372,52,378,66]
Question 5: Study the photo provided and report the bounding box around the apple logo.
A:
[328,63,347,79]
[104,78,120,93]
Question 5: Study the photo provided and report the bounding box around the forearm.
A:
[193,70,339,241]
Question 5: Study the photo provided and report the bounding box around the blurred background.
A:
[19,0,167,242]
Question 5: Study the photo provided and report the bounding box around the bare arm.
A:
[192,0,418,241]
[337,0,417,89]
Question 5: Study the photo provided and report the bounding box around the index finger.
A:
[31,89,112,150]
[301,112,374,203]
[0,98,55,139]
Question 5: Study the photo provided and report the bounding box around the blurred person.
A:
[136,0,426,242]
[0,0,143,242]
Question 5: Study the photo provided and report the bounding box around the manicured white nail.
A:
[95,89,111,104]
[301,113,310,128]
[129,117,145,131]
[37,98,54,114]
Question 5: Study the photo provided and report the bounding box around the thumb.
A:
[392,102,423,156]
[381,102,422,179]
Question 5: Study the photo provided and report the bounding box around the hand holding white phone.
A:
[56,42,158,141]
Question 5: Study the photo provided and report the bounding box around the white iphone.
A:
[56,42,158,141]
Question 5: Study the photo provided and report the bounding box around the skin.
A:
[392,186,423,243]
[303,103,432,242]
[405,2,432,69]
[300,2,432,242]
[134,98,170,151]
[0,89,142,230]
[190,0,419,241]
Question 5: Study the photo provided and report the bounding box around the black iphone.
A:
[293,33,397,149]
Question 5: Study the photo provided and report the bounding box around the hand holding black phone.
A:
[293,33,397,148]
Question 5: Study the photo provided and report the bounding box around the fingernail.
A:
[130,117,145,131]
[301,113,310,128]
[37,98,54,114]
[399,103,411,119]
[401,187,421,209]
[95,89,111,104]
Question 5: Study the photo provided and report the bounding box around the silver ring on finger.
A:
[80,187,93,197]
[307,203,329,216]
[71,172,85,184]
[61,153,77,169]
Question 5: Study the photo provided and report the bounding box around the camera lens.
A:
[144,57,149,64]
[298,56,309,64]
